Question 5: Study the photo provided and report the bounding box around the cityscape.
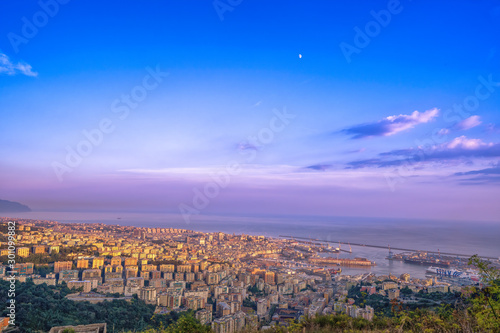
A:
[1,1,500,332]
[0,216,498,332]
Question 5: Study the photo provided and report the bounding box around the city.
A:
[1,217,496,332]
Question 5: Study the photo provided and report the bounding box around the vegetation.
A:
[465,255,500,332]
[0,280,155,332]
[140,314,210,333]
[243,297,257,310]
[0,245,94,265]
[248,285,264,296]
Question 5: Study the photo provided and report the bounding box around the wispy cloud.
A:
[455,163,500,176]
[438,128,450,135]
[237,142,259,151]
[454,162,500,185]
[486,123,500,133]
[455,115,482,130]
[347,136,500,169]
[304,164,334,171]
[0,52,38,77]
[444,136,491,150]
[342,108,439,139]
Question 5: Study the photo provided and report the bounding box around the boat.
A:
[426,266,480,281]
[404,257,450,267]
[327,267,342,275]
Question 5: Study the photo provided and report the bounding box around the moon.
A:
[299,54,302,59]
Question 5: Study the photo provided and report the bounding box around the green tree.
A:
[467,255,500,331]
[164,314,210,333]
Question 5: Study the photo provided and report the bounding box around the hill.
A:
[0,199,31,212]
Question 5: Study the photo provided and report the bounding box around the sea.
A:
[4,211,500,280]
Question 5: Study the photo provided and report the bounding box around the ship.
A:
[426,266,480,281]
[403,257,450,267]
[327,267,342,275]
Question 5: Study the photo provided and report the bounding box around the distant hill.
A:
[0,199,31,212]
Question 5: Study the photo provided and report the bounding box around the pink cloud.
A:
[445,136,492,150]
[455,115,482,130]
[344,108,439,139]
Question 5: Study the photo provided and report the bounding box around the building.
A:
[0,317,9,331]
[150,270,161,279]
[195,309,213,325]
[177,264,191,273]
[110,257,122,266]
[124,277,144,296]
[54,261,73,273]
[77,259,89,269]
[92,257,105,269]
[124,257,138,266]
[82,269,101,279]
[48,323,106,333]
[356,305,374,321]
[125,268,138,279]
[49,246,60,254]
[59,270,79,282]
[265,271,275,285]
[388,289,400,300]
[158,292,182,309]
[141,264,156,272]
[428,285,449,293]
[217,302,231,317]
[182,272,193,282]
[212,315,234,333]
[32,245,46,254]
[207,272,220,285]
[257,298,267,316]
[159,264,175,272]
[382,281,398,290]
[14,263,34,275]
[400,273,410,282]
[149,278,167,290]
[16,247,30,258]
[126,276,145,287]
[67,280,93,293]
[139,287,157,304]
[184,296,206,311]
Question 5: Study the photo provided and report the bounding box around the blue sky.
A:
[1,1,500,222]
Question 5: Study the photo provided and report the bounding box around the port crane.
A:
[337,242,352,254]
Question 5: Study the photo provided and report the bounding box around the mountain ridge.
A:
[0,199,31,212]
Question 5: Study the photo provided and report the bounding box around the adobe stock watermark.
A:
[51,65,168,182]
[213,0,243,21]
[384,74,500,191]
[339,0,407,64]
[5,221,17,327]
[7,0,71,54]
[178,107,296,224]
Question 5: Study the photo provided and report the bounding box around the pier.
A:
[309,257,375,267]
[279,235,498,261]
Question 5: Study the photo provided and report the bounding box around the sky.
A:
[1,1,500,223]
